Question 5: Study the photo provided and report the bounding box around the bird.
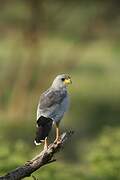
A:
[34,74,72,150]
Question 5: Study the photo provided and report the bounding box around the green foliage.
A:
[0,141,29,174]
[83,127,120,180]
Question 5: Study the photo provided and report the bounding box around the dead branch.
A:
[0,131,73,180]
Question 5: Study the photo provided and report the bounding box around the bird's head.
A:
[51,74,72,89]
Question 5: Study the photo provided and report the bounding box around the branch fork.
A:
[0,131,74,180]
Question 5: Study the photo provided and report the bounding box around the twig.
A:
[0,131,74,180]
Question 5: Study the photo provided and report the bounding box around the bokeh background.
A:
[0,0,120,179]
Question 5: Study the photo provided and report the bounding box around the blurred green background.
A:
[0,0,120,179]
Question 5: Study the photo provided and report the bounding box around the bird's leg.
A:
[54,123,61,144]
[44,137,48,150]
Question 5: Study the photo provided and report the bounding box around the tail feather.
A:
[34,116,53,145]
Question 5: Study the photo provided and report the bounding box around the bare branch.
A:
[0,131,74,180]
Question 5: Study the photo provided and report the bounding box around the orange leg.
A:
[44,137,48,150]
[54,123,61,144]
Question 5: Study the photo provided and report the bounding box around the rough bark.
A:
[0,131,73,180]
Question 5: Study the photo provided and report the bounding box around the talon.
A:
[56,140,61,145]
[54,137,61,144]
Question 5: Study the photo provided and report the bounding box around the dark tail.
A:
[34,116,53,145]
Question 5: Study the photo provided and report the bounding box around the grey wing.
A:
[37,89,67,120]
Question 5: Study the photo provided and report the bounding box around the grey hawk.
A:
[34,74,72,149]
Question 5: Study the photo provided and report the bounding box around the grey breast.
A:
[37,88,68,122]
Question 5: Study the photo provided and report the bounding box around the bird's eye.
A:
[61,78,65,81]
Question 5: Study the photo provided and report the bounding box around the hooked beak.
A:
[64,78,72,85]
